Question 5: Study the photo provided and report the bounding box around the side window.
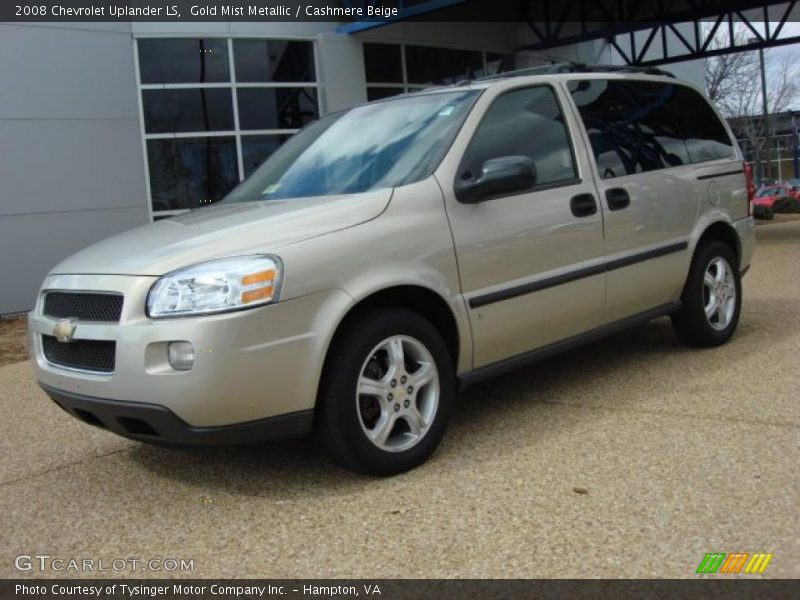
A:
[460,86,577,187]
[568,79,690,179]
[667,86,735,163]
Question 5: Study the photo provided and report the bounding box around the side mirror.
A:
[455,156,537,204]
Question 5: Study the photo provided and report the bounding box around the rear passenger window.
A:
[568,79,691,179]
[667,85,734,163]
[570,79,735,179]
[461,86,577,187]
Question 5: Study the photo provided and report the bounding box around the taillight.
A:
[744,161,755,216]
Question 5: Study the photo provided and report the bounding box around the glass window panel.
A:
[142,88,234,134]
[241,134,292,177]
[667,86,735,163]
[138,38,229,84]
[569,79,691,179]
[367,87,405,102]
[363,43,403,83]
[233,40,315,83]
[147,137,238,211]
[223,90,478,202]
[461,86,576,186]
[237,87,318,130]
[405,45,483,85]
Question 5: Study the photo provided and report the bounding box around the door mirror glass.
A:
[455,156,537,203]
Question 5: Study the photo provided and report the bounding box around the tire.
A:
[317,307,455,475]
[671,240,742,347]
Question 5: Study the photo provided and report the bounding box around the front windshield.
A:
[222,90,479,202]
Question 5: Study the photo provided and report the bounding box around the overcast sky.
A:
[702,21,800,109]
[763,21,800,61]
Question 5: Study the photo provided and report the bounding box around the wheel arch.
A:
[693,220,741,266]
[326,285,463,371]
[679,218,742,301]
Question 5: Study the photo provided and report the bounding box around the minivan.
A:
[29,64,755,475]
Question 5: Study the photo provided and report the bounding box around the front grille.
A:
[42,335,116,373]
[44,292,123,322]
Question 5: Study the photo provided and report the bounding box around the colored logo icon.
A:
[697,552,773,574]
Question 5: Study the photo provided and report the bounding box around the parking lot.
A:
[1,220,798,579]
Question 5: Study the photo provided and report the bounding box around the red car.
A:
[754,185,794,208]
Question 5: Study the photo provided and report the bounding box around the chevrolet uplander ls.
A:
[29,66,755,475]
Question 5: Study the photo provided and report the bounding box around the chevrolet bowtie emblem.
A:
[53,319,77,343]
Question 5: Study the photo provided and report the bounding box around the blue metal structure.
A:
[337,0,800,66]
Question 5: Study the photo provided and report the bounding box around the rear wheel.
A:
[317,308,455,475]
[671,240,741,347]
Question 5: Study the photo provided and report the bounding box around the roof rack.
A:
[476,61,675,81]
[474,62,567,81]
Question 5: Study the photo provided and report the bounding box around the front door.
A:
[441,84,606,368]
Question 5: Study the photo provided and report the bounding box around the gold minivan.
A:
[29,66,755,474]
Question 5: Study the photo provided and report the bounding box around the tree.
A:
[704,24,800,181]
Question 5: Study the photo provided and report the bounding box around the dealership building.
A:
[0,18,703,314]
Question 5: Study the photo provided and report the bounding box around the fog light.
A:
[168,341,195,371]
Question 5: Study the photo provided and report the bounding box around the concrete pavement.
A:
[1,221,798,579]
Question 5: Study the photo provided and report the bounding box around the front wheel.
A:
[671,240,742,347]
[317,308,455,475]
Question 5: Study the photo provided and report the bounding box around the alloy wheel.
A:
[703,256,736,331]
[355,335,440,453]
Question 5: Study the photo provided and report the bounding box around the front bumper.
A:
[41,383,313,444]
[29,274,352,429]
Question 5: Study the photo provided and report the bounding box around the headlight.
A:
[147,255,282,318]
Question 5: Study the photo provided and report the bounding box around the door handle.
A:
[606,188,630,211]
[570,193,597,218]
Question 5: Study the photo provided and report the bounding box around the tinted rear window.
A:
[568,79,733,179]
[667,85,735,163]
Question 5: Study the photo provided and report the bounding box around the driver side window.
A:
[460,86,577,187]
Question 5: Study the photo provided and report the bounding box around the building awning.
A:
[336,0,800,67]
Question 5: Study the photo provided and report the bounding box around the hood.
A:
[51,190,392,276]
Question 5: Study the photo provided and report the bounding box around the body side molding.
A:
[696,169,744,181]
[468,241,688,309]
